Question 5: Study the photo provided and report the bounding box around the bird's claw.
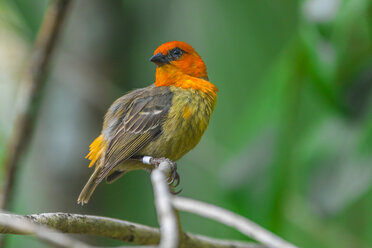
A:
[166,166,182,194]
[148,157,182,194]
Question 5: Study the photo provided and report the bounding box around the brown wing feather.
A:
[96,86,173,183]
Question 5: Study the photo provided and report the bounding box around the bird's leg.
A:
[141,156,181,194]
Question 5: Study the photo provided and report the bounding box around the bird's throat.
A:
[154,66,218,96]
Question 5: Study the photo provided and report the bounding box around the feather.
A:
[95,86,173,183]
[85,135,105,168]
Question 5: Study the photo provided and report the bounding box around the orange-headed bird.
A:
[78,41,218,204]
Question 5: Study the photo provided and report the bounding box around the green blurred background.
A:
[1,0,372,247]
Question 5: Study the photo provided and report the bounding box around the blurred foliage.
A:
[0,0,371,248]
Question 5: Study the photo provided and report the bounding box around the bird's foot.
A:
[142,156,181,194]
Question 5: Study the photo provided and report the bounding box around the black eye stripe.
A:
[167,47,186,61]
[172,48,182,55]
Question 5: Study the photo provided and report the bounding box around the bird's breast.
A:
[142,85,217,160]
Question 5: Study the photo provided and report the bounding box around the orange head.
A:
[150,41,208,80]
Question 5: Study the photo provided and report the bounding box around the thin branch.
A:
[173,197,298,248]
[24,213,160,245]
[151,161,180,248]
[1,0,72,209]
[0,212,90,248]
[0,213,265,248]
[184,235,268,248]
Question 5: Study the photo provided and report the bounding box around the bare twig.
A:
[0,212,90,248]
[173,197,298,248]
[21,213,159,245]
[185,235,267,248]
[1,0,72,209]
[151,161,180,248]
[0,212,266,248]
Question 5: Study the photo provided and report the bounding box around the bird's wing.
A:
[96,85,173,183]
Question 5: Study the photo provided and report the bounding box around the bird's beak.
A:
[150,53,169,65]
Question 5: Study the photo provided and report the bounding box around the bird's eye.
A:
[172,48,182,56]
[167,47,185,61]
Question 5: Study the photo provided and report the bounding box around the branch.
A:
[0,212,90,248]
[0,213,266,248]
[151,161,180,248]
[1,0,72,209]
[173,197,298,248]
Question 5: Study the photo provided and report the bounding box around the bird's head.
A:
[150,41,208,80]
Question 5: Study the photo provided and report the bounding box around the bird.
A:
[77,41,218,205]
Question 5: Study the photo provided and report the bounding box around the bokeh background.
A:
[1,0,372,247]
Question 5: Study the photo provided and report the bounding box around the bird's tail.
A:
[77,167,102,205]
